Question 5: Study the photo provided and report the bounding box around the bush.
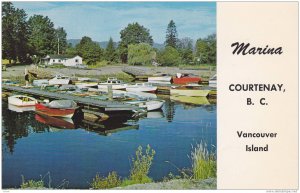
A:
[129,145,155,183]
[157,46,181,66]
[20,176,45,189]
[191,142,216,180]
[90,171,121,189]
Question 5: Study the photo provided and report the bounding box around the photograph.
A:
[2,1,216,189]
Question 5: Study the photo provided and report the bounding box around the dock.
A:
[2,85,142,112]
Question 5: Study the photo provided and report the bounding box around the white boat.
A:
[126,83,157,93]
[8,104,35,112]
[8,95,37,107]
[98,77,127,90]
[75,78,98,89]
[209,74,217,88]
[170,86,210,97]
[33,79,49,87]
[126,100,165,111]
[148,75,172,85]
[49,75,72,85]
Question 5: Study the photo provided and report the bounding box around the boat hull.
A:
[148,76,172,82]
[35,103,76,118]
[8,95,37,107]
[97,84,127,90]
[172,77,201,84]
[170,89,210,97]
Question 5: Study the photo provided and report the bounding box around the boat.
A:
[209,74,217,88]
[75,78,98,89]
[97,77,127,90]
[8,95,37,107]
[126,100,165,111]
[148,75,172,84]
[8,104,35,112]
[170,95,210,105]
[170,86,210,97]
[146,110,164,119]
[126,83,157,93]
[172,73,201,85]
[32,79,49,87]
[48,75,72,85]
[35,113,75,129]
[35,100,77,118]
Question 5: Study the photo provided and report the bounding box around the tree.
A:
[76,36,102,65]
[165,20,178,48]
[195,34,216,64]
[27,15,56,57]
[128,43,156,66]
[157,46,181,66]
[2,2,29,63]
[105,37,117,62]
[119,22,153,63]
[178,37,194,64]
[54,27,68,54]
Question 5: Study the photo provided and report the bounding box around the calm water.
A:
[2,99,216,189]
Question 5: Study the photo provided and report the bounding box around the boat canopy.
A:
[49,100,77,109]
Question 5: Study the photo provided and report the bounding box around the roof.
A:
[46,55,81,59]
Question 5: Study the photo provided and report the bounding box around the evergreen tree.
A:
[105,37,116,62]
[165,20,178,48]
[76,36,102,65]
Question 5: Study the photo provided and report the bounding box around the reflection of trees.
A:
[164,99,175,122]
[2,103,49,154]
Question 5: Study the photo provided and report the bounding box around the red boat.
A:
[35,100,77,118]
[172,73,201,85]
[35,113,75,129]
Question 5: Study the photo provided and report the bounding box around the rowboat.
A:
[126,83,157,93]
[8,95,37,107]
[209,74,217,88]
[126,100,165,111]
[98,77,127,90]
[170,95,210,105]
[172,73,201,84]
[170,86,210,97]
[49,75,72,85]
[35,100,77,118]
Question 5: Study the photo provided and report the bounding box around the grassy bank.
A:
[18,142,216,190]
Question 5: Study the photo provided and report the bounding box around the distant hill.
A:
[67,39,164,50]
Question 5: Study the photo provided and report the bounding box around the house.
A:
[42,55,83,67]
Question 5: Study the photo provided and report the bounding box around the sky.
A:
[13,2,216,44]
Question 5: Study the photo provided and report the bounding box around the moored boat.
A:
[209,74,217,88]
[49,75,72,85]
[75,78,98,89]
[172,73,201,84]
[33,79,49,87]
[148,75,172,84]
[8,95,37,107]
[97,77,127,90]
[35,100,77,118]
[170,86,210,97]
[35,113,75,129]
[8,104,36,112]
[126,100,165,111]
[126,83,157,93]
[170,95,210,105]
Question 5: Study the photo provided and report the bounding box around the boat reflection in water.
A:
[35,113,75,129]
[170,95,210,105]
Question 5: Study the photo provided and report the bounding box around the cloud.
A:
[13,2,216,43]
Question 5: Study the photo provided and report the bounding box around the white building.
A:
[42,55,83,67]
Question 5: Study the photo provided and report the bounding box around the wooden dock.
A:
[2,85,142,112]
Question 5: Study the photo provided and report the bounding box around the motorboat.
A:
[148,75,172,84]
[97,77,127,90]
[8,95,37,107]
